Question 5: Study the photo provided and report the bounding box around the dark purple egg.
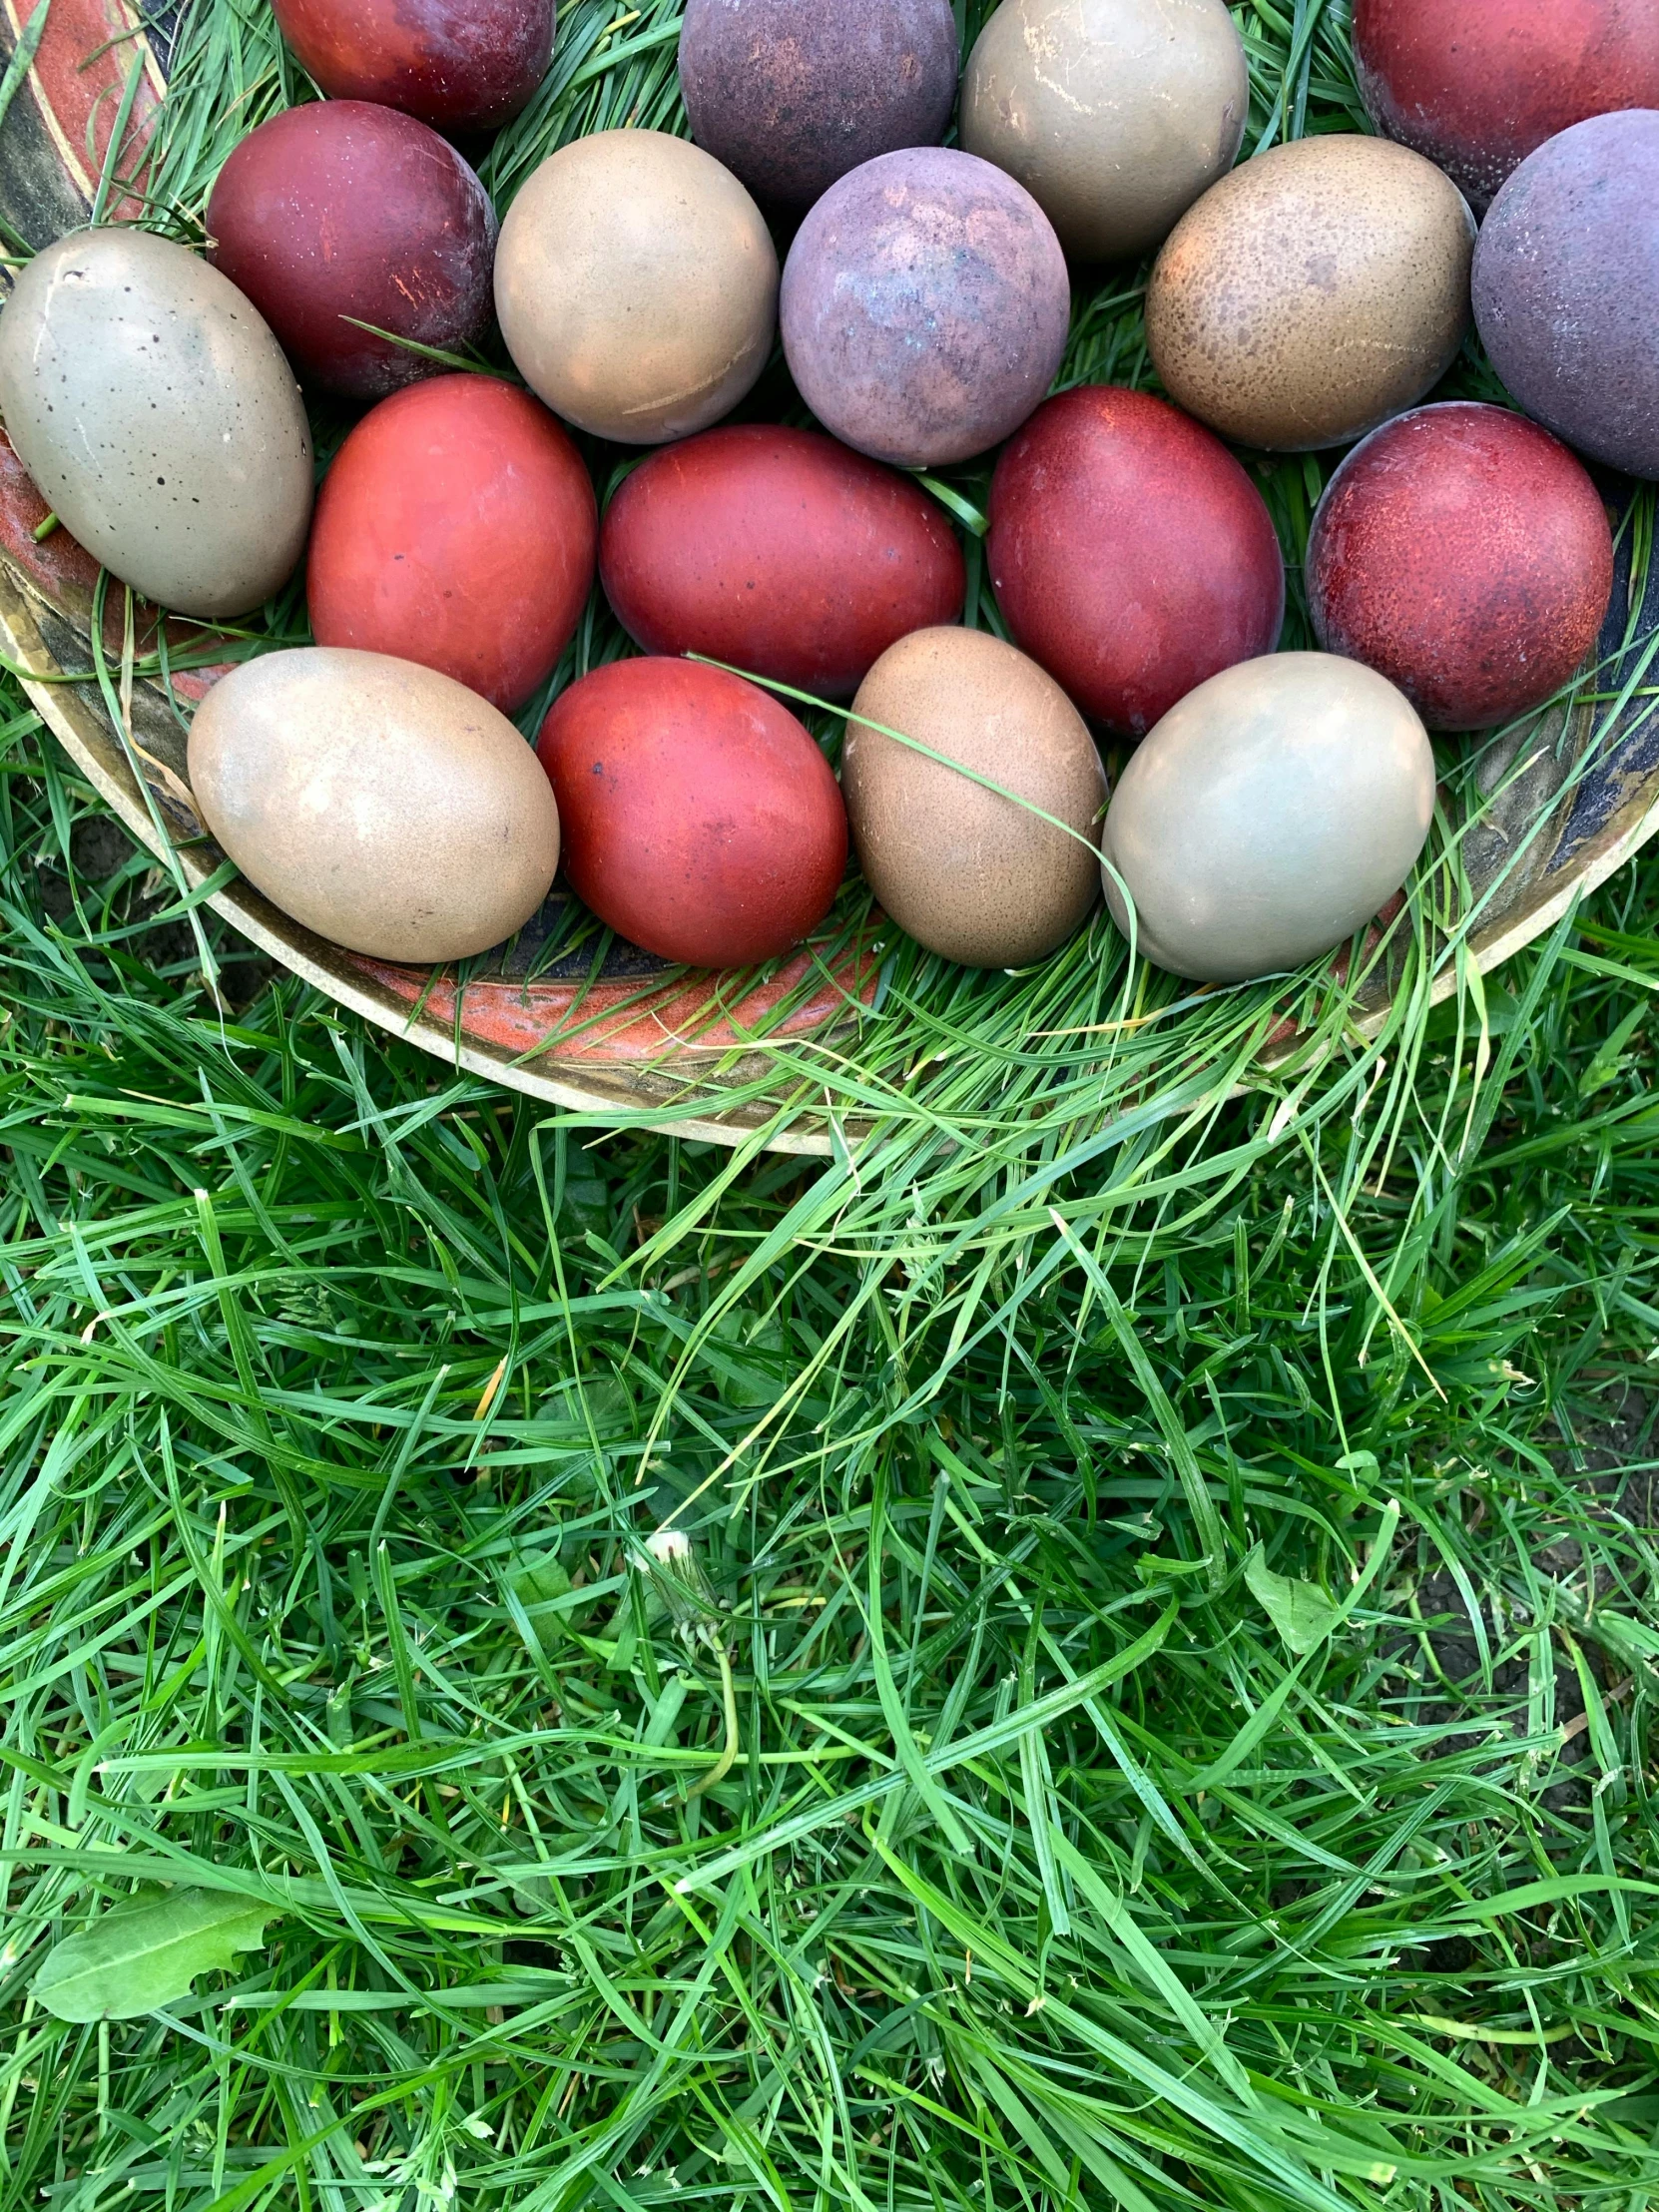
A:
[206,102,497,401]
[678,0,959,213]
[781,148,1071,469]
[1473,110,1659,477]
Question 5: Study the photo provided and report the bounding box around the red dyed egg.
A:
[206,103,496,399]
[987,386,1285,738]
[272,0,555,132]
[1307,402,1615,733]
[307,375,596,715]
[601,426,965,701]
[535,659,847,968]
[1355,0,1659,211]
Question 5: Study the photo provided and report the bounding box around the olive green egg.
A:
[188,649,561,964]
[961,0,1248,264]
[845,627,1106,968]
[1146,135,1474,450]
[1100,652,1435,982]
[0,228,312,618]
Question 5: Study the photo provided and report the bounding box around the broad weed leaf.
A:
[1245,1546,1340,1657]
[32,1888,276,2021]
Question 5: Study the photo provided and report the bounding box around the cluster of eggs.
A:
[0,0,1655,986]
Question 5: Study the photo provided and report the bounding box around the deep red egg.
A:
[1307,402,1615,733]
[206,102,497,399]
[1354,0,1659,210]
[600,426,966,701]
[535,659,848,969]
[987,386,1285,738]
[307,375,596,714]
[272,0,555,132]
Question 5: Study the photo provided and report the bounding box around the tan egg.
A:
[845,627,1106,967]
[961,0,1248,265]
[1146,136,1475,450]
[0,228,311,618]
[188,649,560,964]
[1100,653,1434,982]
[494,130,779,445]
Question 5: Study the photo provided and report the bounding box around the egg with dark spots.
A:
[187,649,560,963]
[1473,110,1659,479]
[535,659,847,968]
[0,228,312,618]
[1146,136,1475,451]
[679,0,959,213]
[844,627,1106,967]
[206,102,497,400]
[272,0,556,132]
[600,424,965,699]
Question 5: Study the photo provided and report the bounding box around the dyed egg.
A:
[272,0,555,131]
[495,132,777,445]
[206,102,497,400]
[961,0,1248,264]
[844,628,1105,966]
[781,148,1071,469]
[988,386,1284,736]
[601,425,965,700]
[0,229,311,619]
[308,376,597,715]
[188,650,560,963]
[1146,137,1474,451]
[1355,0,1659,211]
[1308,403,1614,733]
[1473,112,1659,479]
[535,660,847,968]
[679,0,959,213]
[1101,655,1434,982]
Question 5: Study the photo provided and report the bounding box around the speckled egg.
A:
[188,650,560,963]
[845,627,1106,966]
[535,659,847,968]
[0,228,311,619]
[679,0,959,213]
[1146,136,1475,451]
[988,385,1284,736]
[206,102,497,400]
[1473,111,1659,479]
[600,424,964,700]
[1308,403,1614,732]
[1101,654,1435,982]
[495,131,777,445]
[781,148,1071,468]
[272,0,555,132]
[1355,0,1659,211]
[307,375,597,716]
[961,0,1248,264]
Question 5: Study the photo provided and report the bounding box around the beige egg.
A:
[0,228,312,618]
[961,0,1248,264]
[1100,653,1434,982]
[845,627,1106,967]
[188,649,560,963]
[494,130,779,444]
[1146,136,1475,450]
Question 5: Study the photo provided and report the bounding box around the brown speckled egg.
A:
[494,131,778,445]
[961,0,1248,264]
[845,627,1106,966]
[187,649,560,964]
[1100,653,1434,982]
[1146,136,1475,451]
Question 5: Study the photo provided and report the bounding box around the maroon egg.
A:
[206,102,496,400]
[272,0,555,132]
[535,659,848,968]
[1307,403,1614,733]
[307,375,596,714]
[600,425,965,701]
[1354,0,1659,210]
[987,386,1284,738]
